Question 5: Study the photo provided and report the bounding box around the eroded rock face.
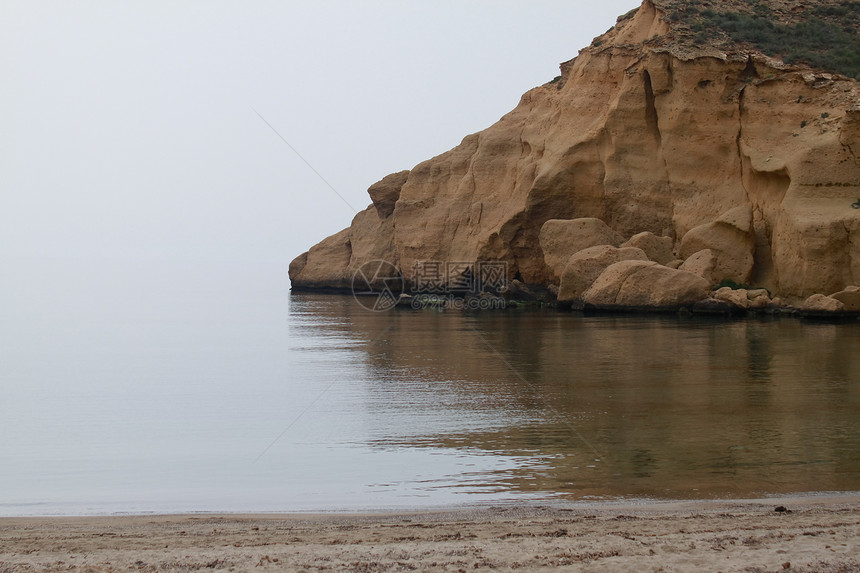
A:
[773,206,860,300]
[621,232,675,265]
[712,287,772,310]
[831,286,860,311]
[289,227,351,290]
[679,206,756,285]
[802,294,846,313]
[713,287,750,309]
[747,289,773,309]
[290,207,397,291]
[368,171,410,219]
[539,219,625,282]
[581,260,711,309]
[679,249,717,283]
[557,245,649,307]
[290,0,860,303]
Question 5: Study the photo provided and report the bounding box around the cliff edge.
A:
[290,0,860,309]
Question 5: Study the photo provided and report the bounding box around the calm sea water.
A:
[1,261,859,515]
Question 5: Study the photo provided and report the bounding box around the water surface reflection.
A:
[292,294,860,500]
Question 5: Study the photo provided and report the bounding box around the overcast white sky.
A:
[1,1,639,295]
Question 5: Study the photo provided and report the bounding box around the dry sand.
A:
[2,495,859,572]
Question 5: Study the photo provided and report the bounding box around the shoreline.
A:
[294,290,860,321]
[3,494,859,572]
[3,491,860,519]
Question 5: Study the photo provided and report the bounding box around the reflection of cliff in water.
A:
[290,294,860,499]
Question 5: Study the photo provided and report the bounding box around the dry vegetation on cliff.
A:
[656,0,860,78]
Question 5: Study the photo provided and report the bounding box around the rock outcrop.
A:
[557,245,649,308]
[368,170,409,219]
[581,261,711,310]
[678,206,756,285]
[621,232,675,265]
[831,286,860,311]
[712,286,773,310]
[802,293,846,313]
[539,218,625,282]
[679,249,717,284]
[291,0,860,308]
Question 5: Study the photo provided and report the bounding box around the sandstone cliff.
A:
[290,0,860,307]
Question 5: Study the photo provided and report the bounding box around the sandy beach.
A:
[2,495,859,572]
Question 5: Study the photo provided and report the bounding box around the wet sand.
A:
[2,495,859,572]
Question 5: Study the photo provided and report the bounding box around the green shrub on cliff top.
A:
[674,0,860,79]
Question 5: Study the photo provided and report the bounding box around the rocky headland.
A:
[290,0,860,316]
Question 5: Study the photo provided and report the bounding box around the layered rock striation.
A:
[290,0,860,310]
